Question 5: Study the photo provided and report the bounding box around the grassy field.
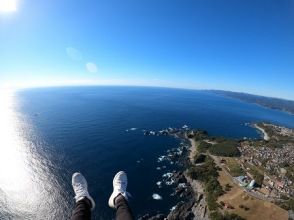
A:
[244,162,265,186]
[217,168,288,220]
[225,157,244,177]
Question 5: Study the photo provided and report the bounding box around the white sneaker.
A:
[108,171,130,208]
[72,172,95,211]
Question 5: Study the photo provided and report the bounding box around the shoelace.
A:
[74,183,86,199]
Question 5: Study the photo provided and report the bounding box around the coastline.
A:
[140,129,210,220]
[254,123,270,141]
[185,138,209,220]
[141,123,292,220]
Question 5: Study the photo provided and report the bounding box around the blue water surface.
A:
[7,86,294,219]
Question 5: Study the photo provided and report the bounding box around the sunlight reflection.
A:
[0,89,72,219]
[0,90,30,191]
[0,89,38,215]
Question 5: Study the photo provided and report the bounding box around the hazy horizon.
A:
[2,84,293,103]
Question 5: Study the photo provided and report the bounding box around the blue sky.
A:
[0,0,293,99]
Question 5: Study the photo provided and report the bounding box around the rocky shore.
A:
[184,138,209,220]
[138,127,209,220]
[139,123,294,220]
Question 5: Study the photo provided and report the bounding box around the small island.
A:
[140,123,294,220]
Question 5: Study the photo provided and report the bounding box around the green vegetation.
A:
[276,197,294,211]
[228,164,244,177]
[196,139,240,157]
[210,211,245,220]
[197,141,212,153]
[287,198,294,210]
[225,183,233,191]
[188,156,223,212]
[252,172,264,186]
[285,165,294,182]
[193,153,206,164]
[239,204,250,211]
[190,130,208,140]
[187,142,245,220]
[211,136,227,143]
[209,140,241,157]
[247,164,264,186]
[226,158,245,177]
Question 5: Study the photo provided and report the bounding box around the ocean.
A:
[0,86,293,219]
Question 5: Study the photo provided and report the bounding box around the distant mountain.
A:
[210,90,294,115]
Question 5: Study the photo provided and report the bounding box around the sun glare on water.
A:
[0,90,36,212]
[0,0,17,12]
[0,90,28,191]
[0,89,71,218]
[0,90,55,217]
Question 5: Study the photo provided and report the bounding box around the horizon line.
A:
[2,83,293,102]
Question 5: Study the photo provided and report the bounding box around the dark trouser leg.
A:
[115,195,134,220]
[70,197,92,220]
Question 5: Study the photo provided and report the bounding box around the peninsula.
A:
[140,123,294,220]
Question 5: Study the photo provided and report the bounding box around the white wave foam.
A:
[152,193,162,200]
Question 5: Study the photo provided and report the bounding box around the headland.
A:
[139,122,294,220]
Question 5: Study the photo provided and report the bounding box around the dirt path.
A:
[188,138,199,163]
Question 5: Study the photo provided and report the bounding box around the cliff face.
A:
[138,131,210,220]
[138,171,209,220]
[184,173,209,220]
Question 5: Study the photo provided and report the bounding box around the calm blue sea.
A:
[1,86,293,219]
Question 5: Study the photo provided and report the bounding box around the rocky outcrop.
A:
[184,172,209,220]
[166,176,208,220]
[173,172,188,184]
[138,214,165,220]
[192,194,208,220]
[139,128,210,220]
[167,200,195,220]
[141,172,209,220]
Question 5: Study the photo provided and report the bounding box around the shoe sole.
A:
[87,195,96,211]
